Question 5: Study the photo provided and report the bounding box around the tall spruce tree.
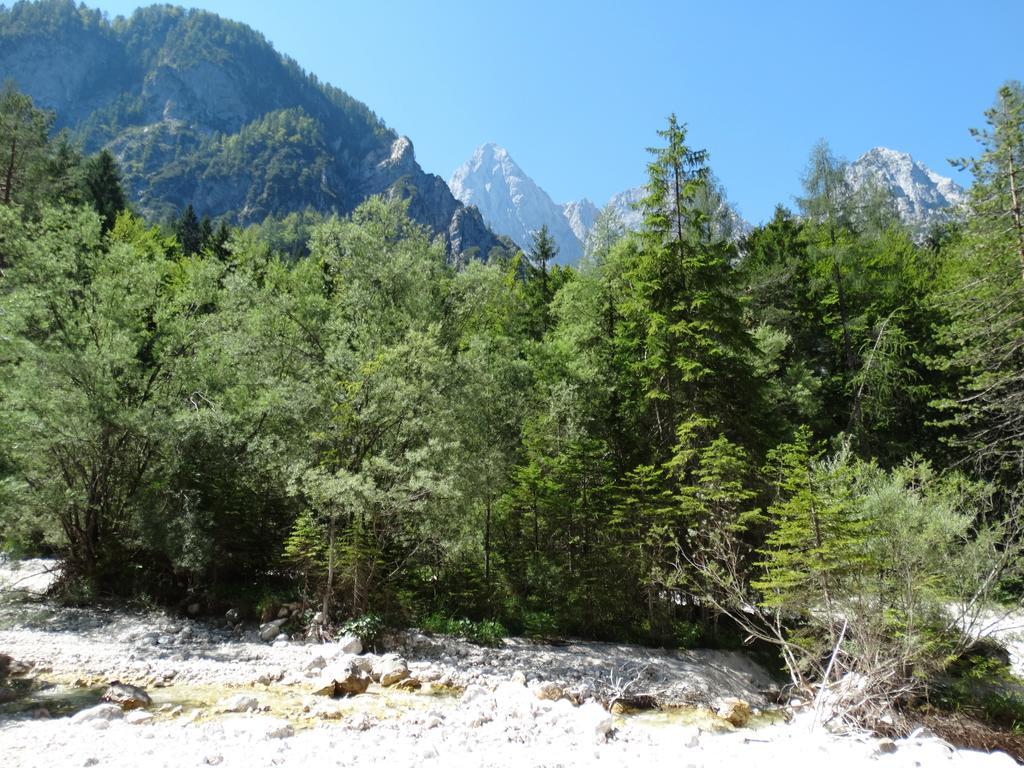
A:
[84,149,127,234]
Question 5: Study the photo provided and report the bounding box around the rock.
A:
[256,670,283,685]
[874,738,898,755]
[259,617,288,642]
[265,720,294,739]
[532,680,563,701]
[351,654,377,675]
[217,694,260,713]
[225,608,241,624]
[336,633,363,655]
[71,703,124,725]
[102,681,152,710]
[372,654,410,687]
[305,656,327,674]
[715,697,751,727]
[277,606,290,619]
[311,612,324,625]
[125,710,154,725]
[394,677,421,691]
[510,670,526,686]
[313,661,370,697]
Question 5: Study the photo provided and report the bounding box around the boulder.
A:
[714,696,751,727]
[225,608,241,625]
[217,694,260,713]
[351,654,377,675]
[312,661,370,697]
[372,654,409,687]
[102,681,151,710]
[393,677,421,691]
[0,654,32,678]
[259,618,288,642]
[71,703,124,725]
[336,633,362,655]
[125,710,154,725]
[874,738,898,755]
[532,681,563,701]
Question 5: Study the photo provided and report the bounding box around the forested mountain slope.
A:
[0,0,506,260]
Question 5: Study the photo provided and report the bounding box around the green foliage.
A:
[935,655,1024,732]
[3,83,1024,734]
[83,149,127,233]
[420,614,507,646]
[339,613,385,647]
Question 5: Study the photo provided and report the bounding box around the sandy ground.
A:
[1,557,1020,768]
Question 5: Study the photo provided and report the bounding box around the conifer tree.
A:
[176,203,203,255]
[0,81,54,208]
[84,149,127,234]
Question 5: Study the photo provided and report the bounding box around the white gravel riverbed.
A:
[0,558,1020,768]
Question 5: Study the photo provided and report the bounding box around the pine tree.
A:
[618,114,762,452]
[528,224,559,335]
[955,82,1024,281]
[0,81,54,209]
[176,203,203,256]
[938,82,1024,480]
[84,150,127,234]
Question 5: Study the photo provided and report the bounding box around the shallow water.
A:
[624,704,788,731]
[0,679,104,718]
[0,673,462,727]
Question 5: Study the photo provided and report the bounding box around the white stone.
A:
[335,633,363,655]
[217,694,259,713]
[70,703,124,725]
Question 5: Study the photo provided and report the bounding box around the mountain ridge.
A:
[450,142,967,260]
[0,0,506,261]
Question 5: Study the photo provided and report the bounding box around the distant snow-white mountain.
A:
[448,144,966,263]
[448,144,585,262]
[846,147,966,232]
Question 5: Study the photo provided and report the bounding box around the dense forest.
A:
[3,75,1024,726]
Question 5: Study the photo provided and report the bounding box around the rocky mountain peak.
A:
[449,143,584,263]
[847,147,966,231]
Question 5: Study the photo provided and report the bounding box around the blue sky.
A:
[91,0,1022,224]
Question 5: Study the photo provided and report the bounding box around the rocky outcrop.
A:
[562,199,600,245]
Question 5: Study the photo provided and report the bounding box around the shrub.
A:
[340,613,385,647]
[419,613,506,646]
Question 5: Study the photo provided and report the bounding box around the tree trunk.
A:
[322,513,335,621]
[2,136,16,206]
[484,493,492,587]
[1006,143,1024,282]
